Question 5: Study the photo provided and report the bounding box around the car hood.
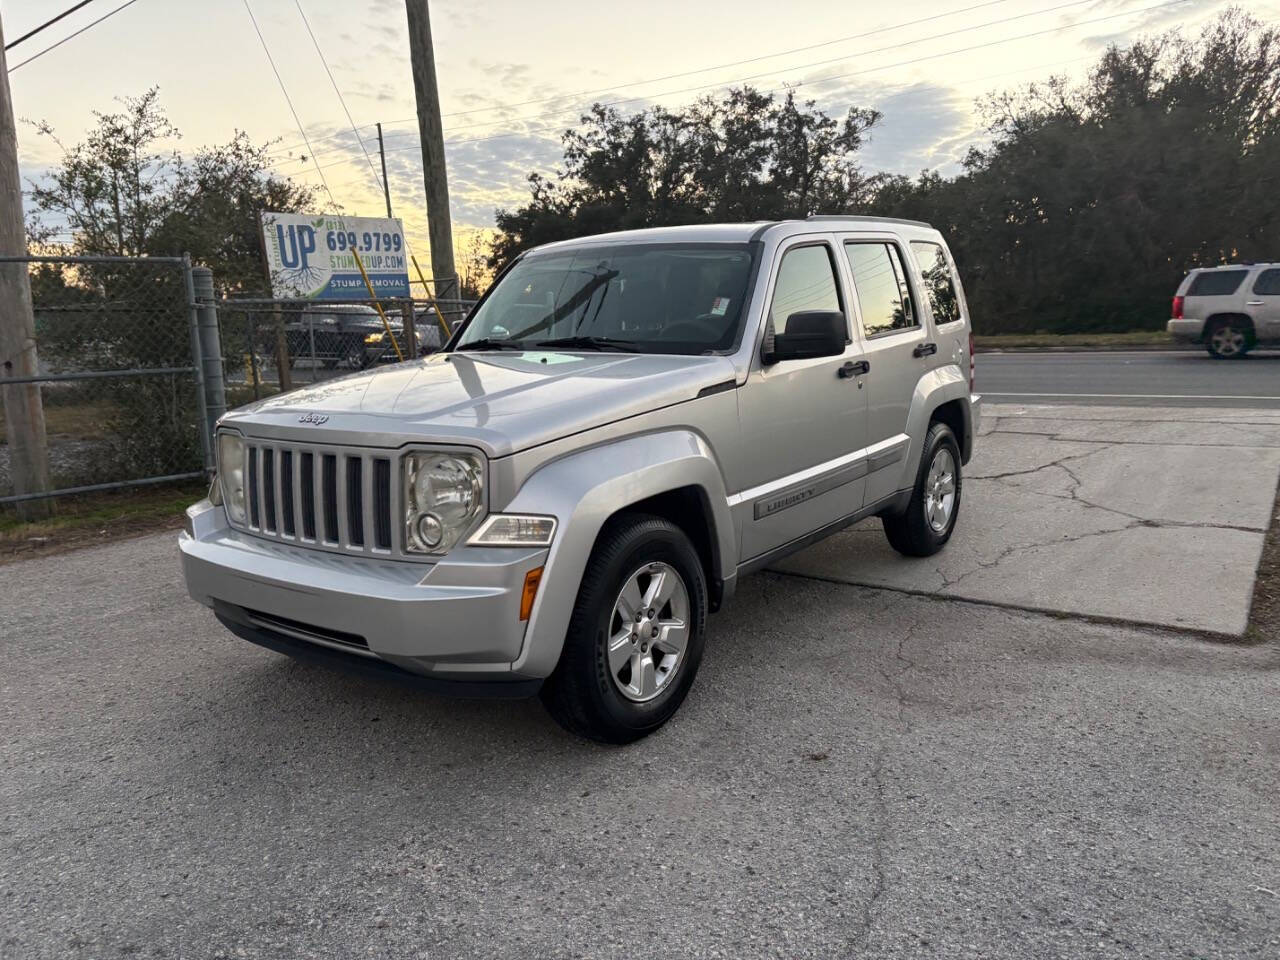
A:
[222,350,738,457]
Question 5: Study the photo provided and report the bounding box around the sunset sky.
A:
[4,0,1273,269]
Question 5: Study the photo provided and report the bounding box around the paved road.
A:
[3,532,1278,959]
[977,350,1280,407]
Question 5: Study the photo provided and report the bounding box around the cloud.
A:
[796,76,980,177]
[1080,0,1226,49]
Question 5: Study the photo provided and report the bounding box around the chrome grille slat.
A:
[246,444,259,528]
[361,455,377,553]
[335,453,350,549]
[290,448,304,540]
[255,445,269,532]
[231,439,401,559]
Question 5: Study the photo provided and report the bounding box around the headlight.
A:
[217,433,247,524]
[403,452,484,554]
[469,515,556,547]
[364,332,384,344]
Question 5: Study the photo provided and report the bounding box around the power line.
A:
[5,0,98,50]
[7,0,140,73]
[266,0,1021,159]
[240,0,336,206]
[297,0,1184,175]
[292,0,385,195]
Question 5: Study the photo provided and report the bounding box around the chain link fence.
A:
[216,296,474,402]
[1,255,478,510]
[1,255,208,506]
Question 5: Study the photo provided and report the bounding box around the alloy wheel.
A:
[924,447,957,533]
[607,562,690,703]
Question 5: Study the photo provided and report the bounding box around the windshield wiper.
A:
[534,336,640,353]
[454,338,522,351]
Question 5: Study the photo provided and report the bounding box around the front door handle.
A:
[1246,300,1264,306]
[838,360,870,379]
[913,341,938,358]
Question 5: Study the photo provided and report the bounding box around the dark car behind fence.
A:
[1,253,473,508]
[214,296,469,402]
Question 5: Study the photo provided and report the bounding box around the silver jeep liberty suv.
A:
[180,217,980,743]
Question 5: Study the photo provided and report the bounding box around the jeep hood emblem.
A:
[298,412,329,425]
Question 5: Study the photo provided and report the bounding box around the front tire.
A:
[882,422,962,557]
[540,514,707,744]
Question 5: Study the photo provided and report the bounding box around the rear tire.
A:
[1206,317,1251,359]
[882,422,962,557]
[540,514,707,744]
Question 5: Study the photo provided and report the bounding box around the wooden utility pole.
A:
[404,0,458,312]
[376,122,393,219]
[0,16,51,519]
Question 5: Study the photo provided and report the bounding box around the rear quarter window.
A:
[1253,269,1280,296]
[1187,270,1248,296]
[909,240,962,325]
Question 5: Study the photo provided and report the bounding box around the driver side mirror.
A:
[763,310,847,365]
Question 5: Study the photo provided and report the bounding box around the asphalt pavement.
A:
[3,527,1279,958]
[977,350,1280,407]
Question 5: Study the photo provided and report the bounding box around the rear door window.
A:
[1187,270,1248,296]
[909,241,962,325]
[1252,269,1280,296]
[845,242,918,337]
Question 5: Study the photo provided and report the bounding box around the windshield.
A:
[454,242,756,354]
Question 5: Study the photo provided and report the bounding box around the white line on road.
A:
[984,392,1280,401]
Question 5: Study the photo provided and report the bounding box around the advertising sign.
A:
[260,212,411,299]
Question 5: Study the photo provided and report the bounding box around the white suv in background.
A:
[1168,263,1280,358]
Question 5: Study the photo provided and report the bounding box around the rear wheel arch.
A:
[928,398,970,464]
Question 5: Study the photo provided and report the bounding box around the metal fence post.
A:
[401,300,417,359]
[191,266,226,457]
[183,255,213,473]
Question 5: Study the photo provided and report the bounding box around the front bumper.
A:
[1167,318,1204,342]
[180,499,549,689]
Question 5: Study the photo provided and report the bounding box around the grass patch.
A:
[0,480,206,563]
[975,331,1176,349]
[0,400,120,443]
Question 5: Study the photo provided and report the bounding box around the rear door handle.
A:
[913,342,938,358]
[838,360,870,379]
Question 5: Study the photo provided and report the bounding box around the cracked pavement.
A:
[772,403,1280,635]
[3,533,1278,959]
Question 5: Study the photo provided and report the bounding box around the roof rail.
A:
[805,214,932,229]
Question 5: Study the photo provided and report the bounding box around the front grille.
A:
[241,440,396,556]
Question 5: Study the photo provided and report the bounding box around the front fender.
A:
[505,429,734,678]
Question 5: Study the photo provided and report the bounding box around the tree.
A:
[21,90,325,488]
[490,87,880,268]
[26,87,321,291]
[492,9,1280,335]
[872,8,1280,333]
